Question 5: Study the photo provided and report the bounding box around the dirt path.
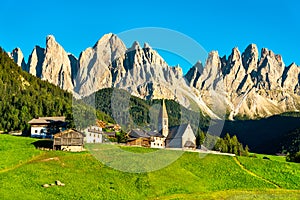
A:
[0,152,46,174]
[233,157,281,188]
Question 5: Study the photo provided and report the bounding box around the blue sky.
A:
[1,0,299,73]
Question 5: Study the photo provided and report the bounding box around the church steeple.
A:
[158,99,168,137]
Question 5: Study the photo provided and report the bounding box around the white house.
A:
[148,131,165,149]
[28,117,67,138]
[84,125,103,143]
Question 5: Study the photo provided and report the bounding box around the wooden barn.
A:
[53,129,85,152]
[127,138,150,147]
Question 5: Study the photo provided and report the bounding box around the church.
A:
[127,100,196,149]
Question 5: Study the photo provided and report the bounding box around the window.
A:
[35,130,38,133]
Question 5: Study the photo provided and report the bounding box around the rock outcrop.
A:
[75,33,127,96]
[40,35,74,92]
[27,36,75,92]
[10,47,27,70]
[27,46,45,77]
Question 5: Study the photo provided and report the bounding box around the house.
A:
[166,124,196,149]
[84,125,103,143]
[28,116,67,138]
[103,131,116,138]
[105,124,121,131]
[127,137,151,147]
[53,129,85,152]
[127,129,165,148]
[127,129,150,147]
[148,131,165,148]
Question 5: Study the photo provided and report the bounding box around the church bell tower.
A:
[158,99,169,137]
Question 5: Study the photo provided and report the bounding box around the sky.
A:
[1,0,300,73]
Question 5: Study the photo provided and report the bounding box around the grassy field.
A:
[0,135,299,199]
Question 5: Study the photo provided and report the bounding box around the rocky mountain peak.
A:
[242,44,259,74]
[10,47,27,70]
[184,61,203,88]
[231,47,241,61]
[27,45,45,77]
[40,35,74,92]
[130,41,141,51]
[143,42,151,49]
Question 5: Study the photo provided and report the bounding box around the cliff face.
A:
[12,34,300,119]
[186,44,300,119]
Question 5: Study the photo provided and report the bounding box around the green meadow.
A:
[0,134,299,199]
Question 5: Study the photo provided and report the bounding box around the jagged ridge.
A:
[9,34,300,120]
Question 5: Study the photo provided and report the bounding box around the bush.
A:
[286,151,300,163]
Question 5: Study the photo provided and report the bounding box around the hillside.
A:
[0,135,299,199]
[0,48,73,132]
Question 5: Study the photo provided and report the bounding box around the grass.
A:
[0,135,299,199]
[238,156,300,189]
[0,134,41,171]
[250,153,286,162]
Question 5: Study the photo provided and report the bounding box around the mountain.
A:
[11,34,300,120]
[25,35,75,92]
[186,44,300,119]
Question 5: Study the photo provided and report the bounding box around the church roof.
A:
[159,99,168,118]
[166,124,189,140]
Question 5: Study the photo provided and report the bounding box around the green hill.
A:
[0,135,299,199]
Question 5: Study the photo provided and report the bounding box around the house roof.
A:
[103,131,116,137]
[28,116,66,124]
[53,129,85,138]
[128,129,149,138]
[147,131,163,137]
[184,140,196,148]
[166,124,190,140]
[128,129,163,139]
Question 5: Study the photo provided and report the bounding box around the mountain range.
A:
[8,33,300,120]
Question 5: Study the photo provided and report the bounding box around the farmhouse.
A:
[28,116,67,138]
[127,129,151,147]
[53,129,85,152]
[84,125,103,143]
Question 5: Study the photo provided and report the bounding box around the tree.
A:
[244,145,250,157]
[199,130,205,145]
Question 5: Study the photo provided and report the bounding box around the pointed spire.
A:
[158,99,169,138]
[162,99,168,118]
